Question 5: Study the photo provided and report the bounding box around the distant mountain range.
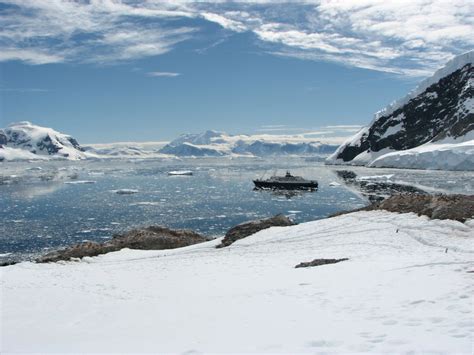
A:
[159,130,338,157]
[327,50,473,171]
[0,123,339,161]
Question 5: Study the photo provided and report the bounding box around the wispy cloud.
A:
[191,0,473,77]
[0,1,472,77]
[147,71,181,77]
[0,1,196,64]
[0,87,49,93]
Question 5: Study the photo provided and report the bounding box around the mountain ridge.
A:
[326,50,474,171]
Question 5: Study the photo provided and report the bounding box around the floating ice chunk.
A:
[167,170,193,176]
[64,180,96,185]
[329,181,341,186]
[130,202,161,206]
[357,174,394,181]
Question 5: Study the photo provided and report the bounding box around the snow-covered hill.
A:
[327,50,474,171]
[82,141,171,160]
[2,211,472,352]
[160,130,338,157]
[0,121,87,161]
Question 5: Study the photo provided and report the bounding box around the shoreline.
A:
[3,193,472,267]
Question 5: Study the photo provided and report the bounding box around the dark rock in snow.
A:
[335,169,427,202]
[217,214,295,248]
[363,194,474,222]
[36,226,208,263]
[332,193,474,222]
[335,170,357,181]
[0,260,18,267]
[111,226,208,250]
[295,258,349,268]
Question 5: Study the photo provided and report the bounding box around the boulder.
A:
[217,214,295,248]
[331,193,474,222]
[110,226,208,250]
[37,226,208,263]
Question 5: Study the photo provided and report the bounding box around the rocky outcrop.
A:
[332,194,474,223]
[335,170,427,202]
[295,258,349,268]
[363,194,474,222]
[216,214,295,248]
[36,226,208,263]
[110,226,207,250]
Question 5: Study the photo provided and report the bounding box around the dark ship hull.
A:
[253,180,318,190]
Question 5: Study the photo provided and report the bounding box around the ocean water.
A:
[1,157,473,262]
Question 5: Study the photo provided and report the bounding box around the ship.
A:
[253,171,318,190]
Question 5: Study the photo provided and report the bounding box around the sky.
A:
[0,1,472,143]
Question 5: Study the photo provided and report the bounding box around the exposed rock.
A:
[110,226,207,250]
[331,194,474,223]
[216,214,295,248]
[0,130,7,145]
[335,170,357,181]
[363,194,474,222]
[36,226,208,263]
[36,241,115,263]
[295,258,349,268]
[0,260,18,267]
[335,169,427,202]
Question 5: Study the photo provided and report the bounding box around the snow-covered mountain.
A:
[82,141,170,159]
[327,50,474,171]
[0,121,87,161]
[160,130,338,157]
[0,124,340,161]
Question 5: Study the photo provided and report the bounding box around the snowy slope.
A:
[369,137,474,170]
[2,211,472,353]
[0,121,87,161]
[160,130,339,156]
[327,50,474,171]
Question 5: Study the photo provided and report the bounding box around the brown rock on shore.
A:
[216,214,295,248]
[332,194,474,222]
[36,226,208,263]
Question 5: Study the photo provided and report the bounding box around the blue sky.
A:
[0,1,472,143]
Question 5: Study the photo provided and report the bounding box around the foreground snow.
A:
[1,211,473,353]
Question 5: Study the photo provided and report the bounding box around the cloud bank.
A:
[0,0,472,76]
